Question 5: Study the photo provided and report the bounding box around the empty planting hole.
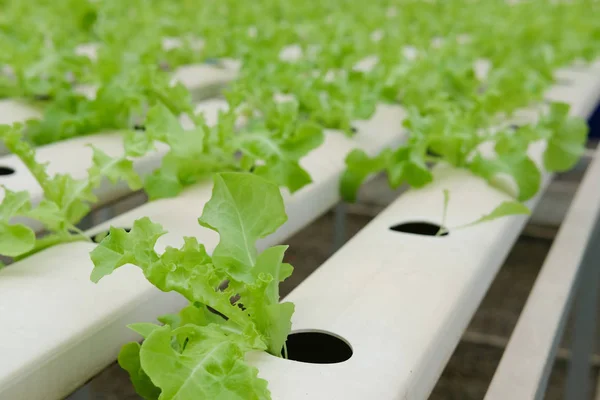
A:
[282,330,353,364]
[91,228,131,243]
[0,166,15,176]
[350,126,358,134]
[390,221,448,237]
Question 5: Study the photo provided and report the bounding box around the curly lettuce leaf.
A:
[0,188,36,257]
[386,146,433,189]
[88,146,143,190]
[118,342,161,400]
[130,104,234,200]
[91,172,294,356]
[198,173,287,282]
[469,152,541,202]
[0,123,143,258]
[89,217,166,282]
[234,99,324,192]
[139,325,271,400]
[540,102,588,172]
[340,145,432,203]
[340,148,391,202]
[241,245,294,355]
[131,99,321,200]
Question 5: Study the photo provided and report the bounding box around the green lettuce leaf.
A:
[0,123,146,259]
[139,325,271,400]
[340,149,391,202]
[198,173,287,282]
[541,103,588,172]
[0,188,36,257]
[118,342,161,400]
[469,153,541,202]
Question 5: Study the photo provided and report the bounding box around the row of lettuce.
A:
[1,0,600,398]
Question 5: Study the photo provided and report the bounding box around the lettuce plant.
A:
[122,97,324,200]
[341,102,589,202]
[0,123,141,260]
[90,172,294,399]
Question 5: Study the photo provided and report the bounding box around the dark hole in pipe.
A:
[90,228,132,243]
[390,221,448,237]
[282,330,353,364]
[133,124,146,131]
[350,126,358,134]
[0,166,15,176]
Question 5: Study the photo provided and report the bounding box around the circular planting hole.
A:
[282,330,353,364]
[390,221,448,237]
[0,166,15,176]
[90,228,131,243]
[133,124,146,131]
[350,126,358,134]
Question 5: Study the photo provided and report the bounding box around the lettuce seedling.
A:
[90,172,294,400]
[0,123,141,260]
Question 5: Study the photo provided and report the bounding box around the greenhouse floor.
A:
[78,163,600,400]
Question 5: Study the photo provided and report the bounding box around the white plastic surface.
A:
[0,103,407,400]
